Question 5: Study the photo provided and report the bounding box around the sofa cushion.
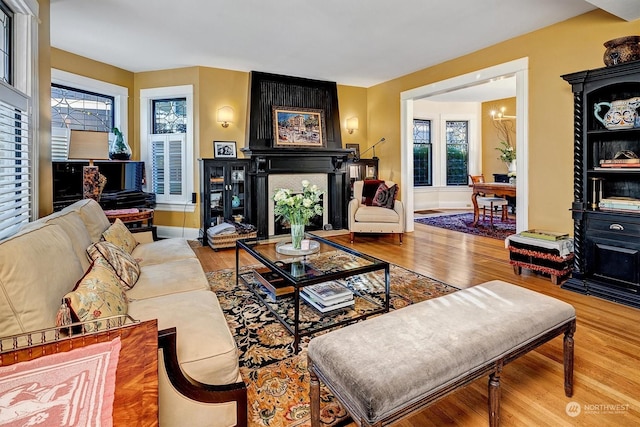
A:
[372,183,398,209]
[63,257,128,332]
[0,223,85,336]
[127,258,209,300]
[62,199,111,243]
[132,238,197,267]
[87,241,140,290]
[361,179,384,206]
[37,210,93,272]
[354,205,400,223]
[102,218,138,254]
[128,290,240,385]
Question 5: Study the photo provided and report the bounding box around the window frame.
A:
[444,119,470,186]
[0,0,13,86]
[51,82,115,132]
[413,118,432,187]
[433,113,478,187]
[0,0,37,240]
[51,69,128,138]
[140,85,195,212]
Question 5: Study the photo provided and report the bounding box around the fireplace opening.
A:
[268,173,329,236]
[273,194,324,235]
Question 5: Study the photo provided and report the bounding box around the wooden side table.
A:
[104,208,156,240]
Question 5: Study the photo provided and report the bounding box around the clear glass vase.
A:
[109,133,132,160]
[290,223,305,250]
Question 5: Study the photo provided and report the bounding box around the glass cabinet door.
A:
[208,165,225,225]
[230,165,246,219]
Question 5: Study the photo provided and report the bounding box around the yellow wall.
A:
[482,97,516,179]
[337,85,368,147]
[38,0,51,217]
[43,9,640,233]
[367,10,640,233]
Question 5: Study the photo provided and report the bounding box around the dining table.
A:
[471,182,516,226]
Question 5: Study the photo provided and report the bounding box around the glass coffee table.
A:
[236,232,390,352]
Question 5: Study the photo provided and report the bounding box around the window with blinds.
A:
[150,134,185,202]
[0,91,31,240]
[0,0,36,241]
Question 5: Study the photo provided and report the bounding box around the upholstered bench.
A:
[308,280,576,427]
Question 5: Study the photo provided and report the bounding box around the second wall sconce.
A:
[346,117,359,134]
[217,106,234,128]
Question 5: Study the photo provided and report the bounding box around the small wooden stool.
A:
[506,234,574,285]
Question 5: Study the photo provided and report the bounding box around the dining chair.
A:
[469,175,508,227]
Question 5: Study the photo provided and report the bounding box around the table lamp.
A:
[67,130,110,201]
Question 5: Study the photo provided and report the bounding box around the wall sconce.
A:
[346,117,359,134]
[217,106,234,128]
[490,107,516,121]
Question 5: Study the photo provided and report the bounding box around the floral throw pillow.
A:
[102,218,138,254]
[62,257,128,332]
[87,241,140,290]
[372,183,398,209]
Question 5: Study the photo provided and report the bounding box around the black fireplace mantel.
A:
[242,71,353,238]
[242,147,351,238]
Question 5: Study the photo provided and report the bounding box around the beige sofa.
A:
[0,199,246,426]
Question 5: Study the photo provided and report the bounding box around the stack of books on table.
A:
[301,282,354,313]
[599,197,640,213]
[519,229,570,241]
[253,267,294,302]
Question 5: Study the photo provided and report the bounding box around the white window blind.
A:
[51,126,69,161]
[150,133,185,203]
[0,88,30,240]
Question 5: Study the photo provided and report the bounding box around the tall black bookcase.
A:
[562,61,640,308]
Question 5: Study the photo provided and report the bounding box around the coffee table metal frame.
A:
[236,233,390,352]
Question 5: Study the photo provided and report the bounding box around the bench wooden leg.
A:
[309,358,321,427]
[350,232,355,243]
[513,265,522,275]
[564,320,576,397]
[488,362,503,427]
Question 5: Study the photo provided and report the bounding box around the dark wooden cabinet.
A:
[347,158,378,199]
[199,159,251,245]
[562,61,640,308]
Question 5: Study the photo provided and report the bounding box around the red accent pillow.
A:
[362,180,384,206]
[372,183,398,209]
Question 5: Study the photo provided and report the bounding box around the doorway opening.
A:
[400,58,529,233]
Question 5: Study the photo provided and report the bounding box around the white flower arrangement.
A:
[273,180,324,225]
[496,140,516,163]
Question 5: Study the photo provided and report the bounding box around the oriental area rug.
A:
[206,251,459,427]
[415,212,516,240]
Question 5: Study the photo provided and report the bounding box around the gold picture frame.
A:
[272,106,326,148]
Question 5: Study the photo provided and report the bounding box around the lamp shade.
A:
[217,106,234,126]
[68,130,110,160]
[346,117,359,132]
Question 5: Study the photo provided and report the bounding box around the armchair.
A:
[348,180,404,243]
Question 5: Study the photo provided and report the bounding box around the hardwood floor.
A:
[193,224,640,426]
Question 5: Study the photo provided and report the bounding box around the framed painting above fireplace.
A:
[272,106,326,148]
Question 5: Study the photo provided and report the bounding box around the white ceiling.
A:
[48,0,622,88]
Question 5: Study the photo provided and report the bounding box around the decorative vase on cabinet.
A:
[109,127,132,160]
